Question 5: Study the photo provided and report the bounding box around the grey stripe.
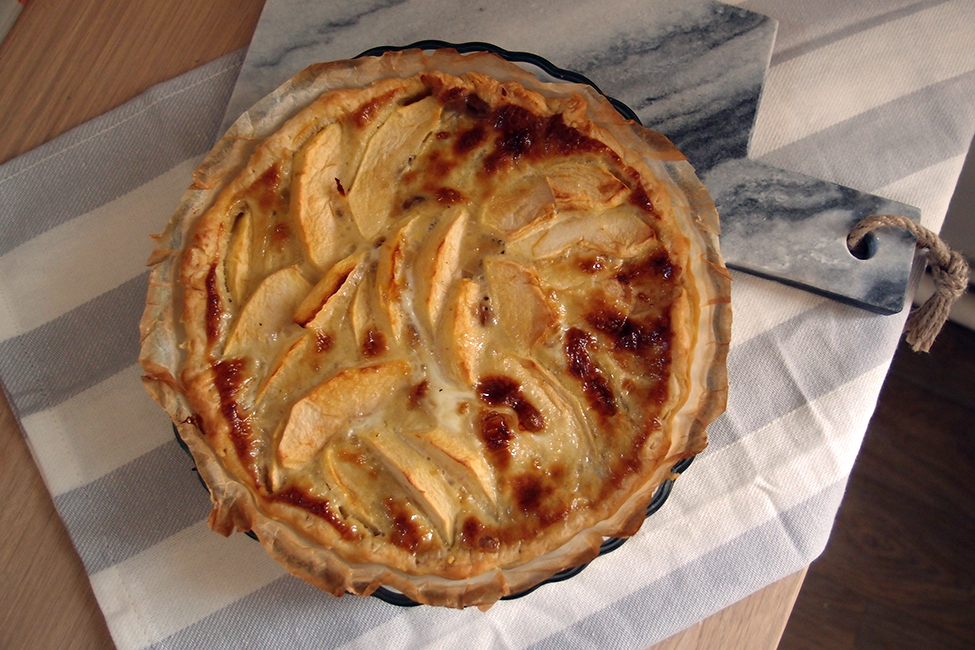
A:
[525,479,848,650]
[0,267,900,427]
[53,438,211,575]
[152,574,403,650]
[756,70,975,192]
[0,50,243,257]
[0,272,148,419]
[771,0,951,66]
[707,285,905,453]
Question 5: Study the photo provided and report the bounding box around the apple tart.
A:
[139,47,731,609]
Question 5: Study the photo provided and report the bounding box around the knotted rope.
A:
[848,214,970,352]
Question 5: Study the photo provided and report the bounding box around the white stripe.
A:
[727,271,829,348]
[871,153,969,232]
[750,1,975,157]
[89,520,287,650]
[21,364,174,496]
[730,0,937,57]
[0,157,201,342]
[340,363,887,649]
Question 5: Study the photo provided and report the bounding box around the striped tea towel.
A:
[0,1,973,648]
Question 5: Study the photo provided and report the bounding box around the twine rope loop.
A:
[848,214,970,352]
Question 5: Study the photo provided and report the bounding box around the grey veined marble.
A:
[707,160,919,314]
[225,0,919,314]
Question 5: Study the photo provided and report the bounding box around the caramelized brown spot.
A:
[615,248,681,313]
[586,309,671,359]
[211,359,260,478]
[436,130,451,140]
[511,473,547,514]
[601,423,655,500]
[484,108,609,174]
[385,497,424,552]
[213,357,244,397]
[407,380,429,409]
[616,247,677,284]
[437,85,466,105]
[478,409,512,469]
[578,256,605,274]
[476,375,544,432]
[493,104,536,137]
[549,462,566,481]
[479,410,511,450]
[274,487,359,541]
[361,327,388,358]
[271,222,290,244]
[315,331,333,353]
[543,115,607,156]
[627,182,656,217]
[497,469,570,530]
[564,328,617,417]
[352,90,397,128]
[643,373,670,406]
[454,125,487,155]
[484,105,536,172]
[334,177,346,196]
[435,187,464,204]
[461,516,482,545]
[213,358,258,471]
[205,262,222,344]
[464,94,492,119]
[460,516,499,551]
[252,165,281,211]
[427,150,456,179]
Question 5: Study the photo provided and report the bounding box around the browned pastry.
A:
[139,48,731,609]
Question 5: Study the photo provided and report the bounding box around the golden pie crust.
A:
[139,48,731,609]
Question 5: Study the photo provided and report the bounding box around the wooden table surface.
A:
[0,1,806,647]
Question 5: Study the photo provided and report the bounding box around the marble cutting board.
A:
[222,0,921,315]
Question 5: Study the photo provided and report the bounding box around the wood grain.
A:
[0,1,805,648]
[779,321,975,650]
[0,0,265,165]
[0,390,115,650]
[650,569,807,650]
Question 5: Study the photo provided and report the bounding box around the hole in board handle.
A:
[848,230,878,260]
